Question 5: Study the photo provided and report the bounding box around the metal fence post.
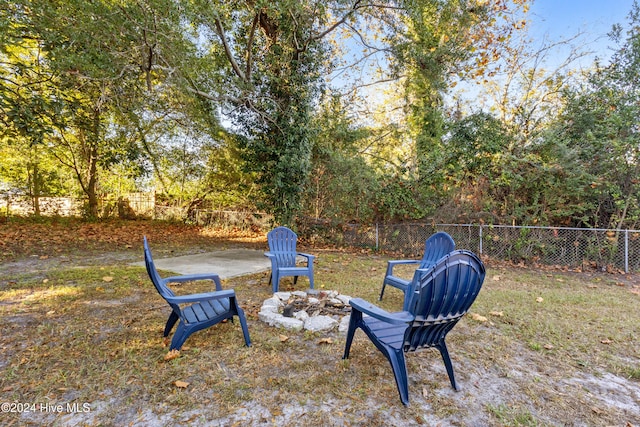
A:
[625,229,629,273]
[376,223,379,250]
[479,225,483,255]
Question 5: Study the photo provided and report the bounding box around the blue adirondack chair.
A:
[343,249,486,406]
[264,226,315,293]
[143,237,251,352]
[379,231,455,301]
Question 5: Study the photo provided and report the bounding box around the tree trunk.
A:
[85,110,101,218]
[32,160,41,216]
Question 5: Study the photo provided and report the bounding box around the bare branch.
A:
[246,13,259,80]
[214,18,247,82]
[310,0,363,41]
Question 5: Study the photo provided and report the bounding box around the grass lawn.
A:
[0,219,639,426]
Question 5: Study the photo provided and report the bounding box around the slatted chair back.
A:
[419,231,456,269]
[144,237,176,302]
[403,250,485,351]
[267,226,299,268]
[379,231,455,301]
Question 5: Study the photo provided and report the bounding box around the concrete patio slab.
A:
[133,248,271,279]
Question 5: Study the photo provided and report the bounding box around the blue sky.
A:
[528,0,633,62]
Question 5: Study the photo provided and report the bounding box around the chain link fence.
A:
[298,221,640,273]
[190,209,273,232]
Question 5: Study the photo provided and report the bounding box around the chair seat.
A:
[362,316,408,349]
[278,266,313,275]
[182,299,231,325]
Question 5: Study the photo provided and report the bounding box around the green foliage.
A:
[196,1,327,226]
[4,0,640,231]
[303,95,378,222]
[376,173,431,221]
[553,2,640,229]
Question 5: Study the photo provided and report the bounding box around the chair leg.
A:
[294,276,299,285]
[169,322,190,351]
[437,341,459,391]
[234,303,252,347]
[379,282,387,301]
[164,311,179,338]
[272,272,279,293]
[342,310,362,359]
[387,348,410,406]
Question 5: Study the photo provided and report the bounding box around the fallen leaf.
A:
[492,275,501,281]
[536,297,544,303]
[96,286,104,292]
[489,311,504,317]
[39,255,49,260]
[544,344,554,350]
[42,278,49,284]
[469,313,488,322]
[2,386,13,392]
[422,387,429,398]
[591,406,603,415]
[102,276,114,282]
[279,334,289,342]
[601,339,612,344]
[164,349,180,361]
[174,380,189,388]
[318,337,333,344]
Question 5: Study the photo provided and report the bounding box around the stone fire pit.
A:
[258,290,352,333]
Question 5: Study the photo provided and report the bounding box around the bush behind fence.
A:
[297,220,640,273]
[5,199,639,273]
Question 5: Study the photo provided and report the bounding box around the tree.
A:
[394,0,531,183]
[556,2,640,229]
[303,94,379,222]
[0,14,68,214]
[180,1,340,226]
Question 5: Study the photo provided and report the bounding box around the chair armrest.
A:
[165,289,235,305]
[163,273,222,291]
[264,252,275,258]
[349,298,414,325]
[386,259,419,276]
[297,252,315,264]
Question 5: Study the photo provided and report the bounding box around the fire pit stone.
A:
[258,289,352,333]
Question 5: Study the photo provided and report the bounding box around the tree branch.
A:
[246,13,259,80]
[214,18,247,82]
[310,0,363,42]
